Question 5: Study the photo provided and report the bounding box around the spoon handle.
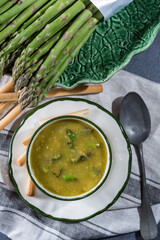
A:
[137,144,158,240]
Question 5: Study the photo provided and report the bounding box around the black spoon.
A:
[119,92,158,240]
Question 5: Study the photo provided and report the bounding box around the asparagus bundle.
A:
[14,0,88,62]
[0,0,37,24]
[19,12,101,109]
[14,31,63,91]
[0,0,61,76]
[19,15,99,103]
[13,3,97,89]
[0,0,52,43]
[0,0,83,78]
[0,0,103,111]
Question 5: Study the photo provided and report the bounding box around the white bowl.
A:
[26,115,112,201]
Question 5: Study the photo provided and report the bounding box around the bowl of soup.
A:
[26,116,112,200]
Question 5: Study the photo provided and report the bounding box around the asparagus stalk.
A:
[13,3,96,85]
[37,17,99,90]
[13,30,63,85]
[35,3,97,82]
[0,0,51,43]
[0,0,76,78]
[3,45,26,74]
[0,0,57,54]
[18,16,99,104]
[0,1,17,15]
[15,59,44,91]
[0,0,37,24]
[0,0,9,8]
[36,25,99,105]
[0,58,5,79]
[0,14,18,33]
[0,29,42,79]
[0,0,56,46]
[20,17,99,109]
[0,0,76,59]
[0,23,7,32]
[19,0,57,31]
[20,0,87,60]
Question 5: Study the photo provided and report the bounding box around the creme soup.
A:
[30,119,108,197]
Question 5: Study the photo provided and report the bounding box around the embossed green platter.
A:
[56,0,160,89]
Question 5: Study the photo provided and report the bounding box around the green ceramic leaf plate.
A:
[56,0,160,89]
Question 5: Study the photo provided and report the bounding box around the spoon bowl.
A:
[119,92,151,145]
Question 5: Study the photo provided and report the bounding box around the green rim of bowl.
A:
[26,115,112,201]
[8,97,132,222]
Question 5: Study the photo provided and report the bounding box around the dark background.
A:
[0,30,160,240]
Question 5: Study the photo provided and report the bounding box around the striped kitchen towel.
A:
[0,70,160,240]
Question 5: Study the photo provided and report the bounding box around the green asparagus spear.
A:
[14,6,93,83]
[63,174,77,181]
[50,153,62,162]
[0,23,7,32]
[3,45,26,74]
[19,15,99,108]
[13,4,95,84]
[66,129,76,149]
[0,0,51,43]
[20,0,87,59]
[86,143,101,148]
[0,58,5,79]
[1,0,56,45]
[12,0,88,85]
[70,152,91,163]
[0,0,9,8]
[15,59,44,91]
[0,0,76,63]
[35,4,97,82]
[0,0,37,24]
[21,24,98,109]
[38,26,97,102]
[42,166,49,173]
[37,16,99,90]
[0,0,76,78]
[0,29,42,78]
[0,1,17,15]
[0,15,18,32]
[13,30,63,86]
[20,0,57,31]
[67,130,76,141]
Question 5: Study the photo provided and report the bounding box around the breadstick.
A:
[46,84,103,98]
[22,136,31,147]
[0,80,15,113]
[0,101,16,114]
[0,93,19,101]
[0,104,21,131]
[16,151,26,166]
[39,108,89,125]
[26,175,35,196]
[0,85,103,102]
[0,80,14,93]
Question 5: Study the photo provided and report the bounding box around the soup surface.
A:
[30,119,108,197]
